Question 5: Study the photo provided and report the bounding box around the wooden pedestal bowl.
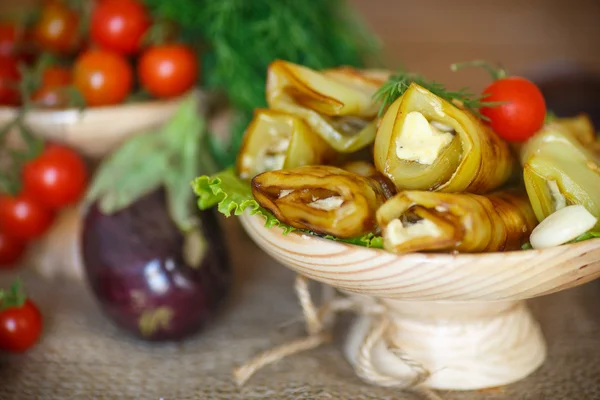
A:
[0,91,199,159]
[239,212,600,391]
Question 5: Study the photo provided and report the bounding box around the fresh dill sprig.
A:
[373,70,499,120]
[143,0,382,168]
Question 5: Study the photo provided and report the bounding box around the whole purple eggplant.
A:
[81,189,231,341]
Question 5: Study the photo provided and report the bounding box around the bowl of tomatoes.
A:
[1,0,205,275]
[0,0,203,159]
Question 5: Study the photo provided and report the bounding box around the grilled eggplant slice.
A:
[252,165,387,238]
[341,161,396,199]
[236,109,335,180]
[520,122,600,228]
[266,60,389,153]
[373,83,514,193]
[377,190,537,253]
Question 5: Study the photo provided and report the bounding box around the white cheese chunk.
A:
[530,205,597,249]
[395,111,454,165]
[547,180,567,211]
[308,196,344,211]
[278,189,294,198]
[385,218,442,246]
[259,137,291,172]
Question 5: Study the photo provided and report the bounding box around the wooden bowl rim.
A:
[0,90,197,118]
[241,212,600,262]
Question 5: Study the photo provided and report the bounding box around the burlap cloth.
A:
[0,218,599,400]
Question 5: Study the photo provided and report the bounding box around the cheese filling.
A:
[278,189,294,198]
[385,218,442,246]
[395,111,455,165]
[547,180,567,211]
[262,137,291,171]
[307,196,344,211]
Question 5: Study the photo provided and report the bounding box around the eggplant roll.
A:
[266,60,389,153]
[341,161,397,199]
[520,123,600,227]
[252,165,387,238]
[236,109,336,180]
[373,83,514,193]
[377,190,538,254]
[554,114,600,152]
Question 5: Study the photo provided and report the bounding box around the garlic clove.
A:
[530,205,597,249]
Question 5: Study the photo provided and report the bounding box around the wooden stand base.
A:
[344,300,546,390]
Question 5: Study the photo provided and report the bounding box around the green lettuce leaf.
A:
[192,168,296,234]
[191,168,384,247]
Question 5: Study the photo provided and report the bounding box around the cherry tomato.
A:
[0,231,27,268]
[0,194,54,240]
[31,66,72,108]
[73,49,133,106]
[0,23,18,56]
[32,1,80,54]
[480,77,546,142]
[91,0,150,55]
[138,44,198,98]
[22,144,87,209]
[0,55,20,106]
[0,300,42,352]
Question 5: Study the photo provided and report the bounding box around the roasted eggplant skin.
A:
[520,123,600,227]
[554,114,597,147]
[341,161,397,199]
[236,109,336,180]
[376,189,538,254]
[251,165,387,238]
[265,60,389,153]
[374,83,514,193]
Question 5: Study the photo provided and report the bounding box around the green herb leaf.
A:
[570,231,600,243]
[192,168,385,247]
[86,131,169,213]
[373,69,500,119]
[164,100,205,232]
[144,0,381,168]
[86,93,214,233]
[544,111,557,124]
[322,232,384,249]
[0,279,26,311]
[450,60,508,81]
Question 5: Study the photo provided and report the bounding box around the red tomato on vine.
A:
[22,144,88,209]
[0,282,42,353]
[31,1,80,54]
[73,49,133,106]
[91,0,151,55]
[480,77,546,142]
[138,44,198,98]
[0,194,54,240]
[452,61,547,142]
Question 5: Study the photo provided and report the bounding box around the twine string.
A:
[232,275,444,400]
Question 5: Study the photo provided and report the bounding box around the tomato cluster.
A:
[0,0,199,108]
[0,143,88,269]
